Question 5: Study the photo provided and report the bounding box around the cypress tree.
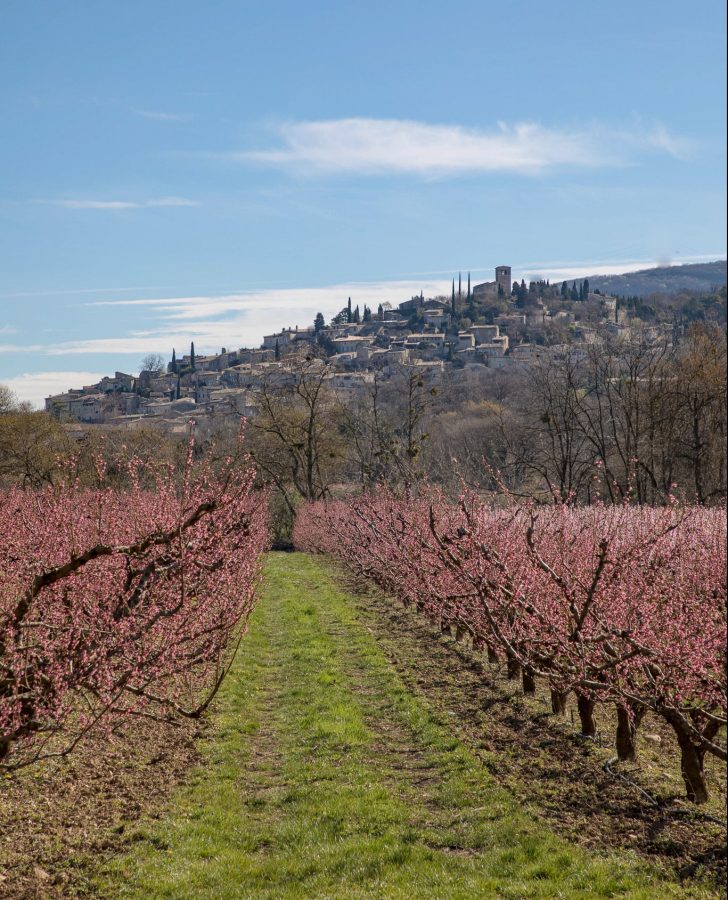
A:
[516,280,529,307]
[583,278,590,298]
[190,341,196,371]
[274,339,280,360]
[314,312,325,333]
[171,347,177,374]
[347,297,352,323]
[451,279,456,313]
[353,304,361,324]
[458,272,462,300]
[561,280,568,298]
[377,303,384,320]
[467,272,471,301]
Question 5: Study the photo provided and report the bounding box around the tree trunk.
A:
[486,642,499,664]
[522,670,536,695]
[664,714,710,804]
[440,618,451,637]
[506,655,521,680]
[615,703,646,762]
[454,624,467,643]
[577,695,597,737]
[615,705,637,761]
[551,689,568,715]
[679,741,709,804]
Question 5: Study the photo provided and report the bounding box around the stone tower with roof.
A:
[495,265,512,297]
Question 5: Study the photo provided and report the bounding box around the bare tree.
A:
[499,350,594,501]
[139,352,166,374]
[668,324,727,502]
[336,372,395,487]
[0,384,18,415]
[248,357,343,513]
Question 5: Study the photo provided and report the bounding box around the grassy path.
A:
[99,553,704,898]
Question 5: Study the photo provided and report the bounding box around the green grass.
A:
[98,552,708,898]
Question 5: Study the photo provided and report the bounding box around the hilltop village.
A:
[44,265,685,433]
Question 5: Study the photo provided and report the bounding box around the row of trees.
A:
[0,434,269,769]
[294,492,726,804]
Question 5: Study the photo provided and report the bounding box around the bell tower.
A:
[495,265,512,296]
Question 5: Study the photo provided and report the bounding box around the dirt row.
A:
[0,717,203,898]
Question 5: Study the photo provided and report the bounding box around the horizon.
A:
[1,1,725,406]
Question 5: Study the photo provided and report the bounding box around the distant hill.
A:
[588,261,726,298]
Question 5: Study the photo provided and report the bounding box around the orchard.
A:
[294,490,727,804]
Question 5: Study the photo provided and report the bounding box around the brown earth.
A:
[0,717,203,898]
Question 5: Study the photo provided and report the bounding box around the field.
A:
[2,553,724,897]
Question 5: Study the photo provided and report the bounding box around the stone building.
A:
[495,265,512,297]
[473,264,513,300]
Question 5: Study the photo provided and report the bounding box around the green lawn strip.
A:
[98,553,708,898]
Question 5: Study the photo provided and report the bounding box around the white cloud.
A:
[51,279,450,357]
[1,371,108,409]
[59,200,139,210]
[146,197,200,207]
[46,197,199,210]
[0,343,46,353]
[0,285,176,298]
[134,109,192,123]
[237,118,688,176]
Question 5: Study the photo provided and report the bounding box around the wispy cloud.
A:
[43,196,199,210]
[236,118,689,177]
[56,279,450,357]
[0,371,108,408]
[0,285,178,299]
[1,282,430,360]
[134,109,192,123]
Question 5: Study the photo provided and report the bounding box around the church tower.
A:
[495,265,512,297]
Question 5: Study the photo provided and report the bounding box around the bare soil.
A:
[0,717,203,898]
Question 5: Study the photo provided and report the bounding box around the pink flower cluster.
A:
[295,489,726,802]
[1,438,269,768]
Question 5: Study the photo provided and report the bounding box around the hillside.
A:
[588,260,726,297]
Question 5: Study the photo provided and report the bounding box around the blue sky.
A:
[1,0,725,405]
